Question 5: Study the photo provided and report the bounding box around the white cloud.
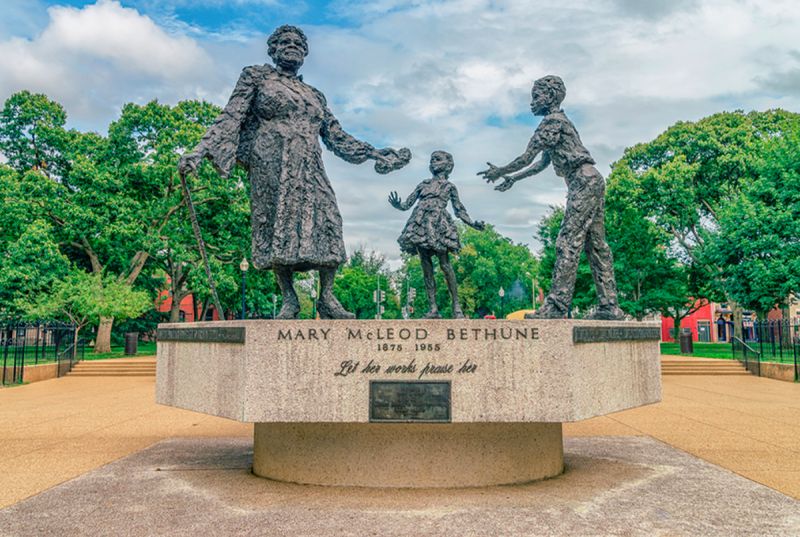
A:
[0,0,214,127]
[39,1,208,78]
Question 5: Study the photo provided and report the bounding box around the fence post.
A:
[34,324,40,365]
[757,342,761,377]
[17,324,26,384]
[11,326,18,384]
[2,326,8,385]
[793,321,798,382]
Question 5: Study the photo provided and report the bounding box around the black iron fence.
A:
[1,322,85,385]
[734,319,799,381]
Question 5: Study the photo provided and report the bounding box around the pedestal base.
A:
[253,422,564,488]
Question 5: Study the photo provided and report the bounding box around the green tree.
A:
[0,90,69,176]
[605,167,709,324]
[0,93,263,349]
[706,128,800,316]
[608,109,800,327]
[21,271,151,355]
[609,110,800,299]
[107,99,261,323]
[0,219,69,319]
[334,249,400,320]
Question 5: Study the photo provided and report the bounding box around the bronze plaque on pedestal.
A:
[369,381,451,423]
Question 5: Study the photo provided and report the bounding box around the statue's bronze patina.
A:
[479,76,623,320]
[390,151,484,319]
[179,25,410,319]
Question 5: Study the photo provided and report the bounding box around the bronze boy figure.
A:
[390,151,484,319]
[479,76,624,320]
[179,25,410,319]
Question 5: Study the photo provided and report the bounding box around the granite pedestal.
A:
[156,320,661,487]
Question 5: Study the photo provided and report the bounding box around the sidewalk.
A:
[1,360,799,508]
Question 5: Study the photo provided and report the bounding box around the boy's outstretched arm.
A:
[477,134,542,182]
[494,153,551,192]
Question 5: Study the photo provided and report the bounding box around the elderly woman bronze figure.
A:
[179,25,410,319]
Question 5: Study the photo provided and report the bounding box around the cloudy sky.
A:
[2,0,799,266]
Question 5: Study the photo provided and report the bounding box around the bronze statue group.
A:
[179,25,624,321]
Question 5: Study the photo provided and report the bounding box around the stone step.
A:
[662,365,745,371]
[70,364,155,368]
[67,359,156,377]
[662,371,751,376]
[660,358,749,376]
[67,372,155,377]
[71,365,156,370]
[72,367,156,373]
[661,365,746,369]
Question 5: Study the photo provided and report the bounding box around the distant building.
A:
[661,296,799,342]
[156,287,221,322]
[661,300,734,343]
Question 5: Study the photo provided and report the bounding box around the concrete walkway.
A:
[1,361,799,509]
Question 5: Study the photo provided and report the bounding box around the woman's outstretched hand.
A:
[374,148,412,174]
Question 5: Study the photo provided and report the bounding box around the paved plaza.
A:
[1,358,799,535]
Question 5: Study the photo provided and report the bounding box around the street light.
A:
[526,271,537,310]
[271,293,277,319]
[310,278,317,319]
[498,286,505,319]
[239,257,249,320]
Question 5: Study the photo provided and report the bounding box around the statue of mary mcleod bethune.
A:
[179,25,411,319]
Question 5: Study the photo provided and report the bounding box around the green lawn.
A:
[1,341,157,366]
[2,346,72,367]
[81,341,157,361]
[660,342,734,359]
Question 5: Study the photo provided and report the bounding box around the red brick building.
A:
[660,300,734,343]
[156,290,221,322]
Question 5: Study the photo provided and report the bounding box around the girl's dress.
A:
[397,177,470,254]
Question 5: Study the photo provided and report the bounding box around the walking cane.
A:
[179,168,225,319]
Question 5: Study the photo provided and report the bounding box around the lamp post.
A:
[498,286,505,319]
[271,293,277,319]
[375,274,382,320]
[239,258,249,320]
[310,278,317,319]
[526,271,536,310]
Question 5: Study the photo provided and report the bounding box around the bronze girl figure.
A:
[389,151,484,318]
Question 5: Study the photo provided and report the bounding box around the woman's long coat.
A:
[197,64,375,270]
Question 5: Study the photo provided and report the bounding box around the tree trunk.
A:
[169,292,189,322]
[94,316,114,354]
[730,298,742,341]
[670,315,685,342]
[73,327,81,361]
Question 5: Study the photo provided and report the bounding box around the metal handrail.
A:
[732,336,761,377]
